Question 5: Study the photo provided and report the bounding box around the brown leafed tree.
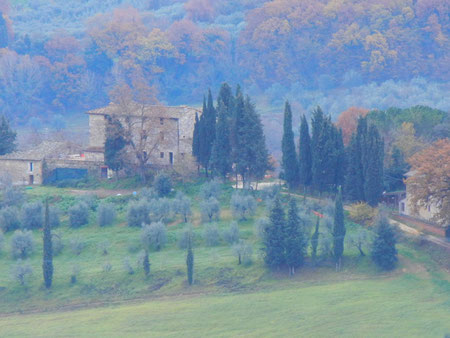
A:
[109,73,161,182]
[336,107,369,145]
[406,139,450,226]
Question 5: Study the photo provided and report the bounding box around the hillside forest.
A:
[0,0,448,125]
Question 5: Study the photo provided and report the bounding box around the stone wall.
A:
[89,114,107,149]
[0,159,43,185]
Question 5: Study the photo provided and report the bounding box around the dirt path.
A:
[68,189,135,198]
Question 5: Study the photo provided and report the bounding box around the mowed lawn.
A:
[1,274,449,337]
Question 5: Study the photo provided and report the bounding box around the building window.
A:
[143,151,147,159]
[29,162,33,172]
[160,118,164,125]
[169,152,174,165]
[401,203,405,212]
[160,152,164,159]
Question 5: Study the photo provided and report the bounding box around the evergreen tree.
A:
[285,199,307,275]
[42,200,53,289]
[104,116,127,174]
[332,188,346,270]
[143,250,150,277]
[311,216,320,265]
[263,197,286,268]
[217,83,234,118]
[344,134,364,201]
[197,90,217,176]
[210,99,232,179]
[281,101,299,189]
[186,235,194,285]
[0,115,16,155]
[371,214,397,270]
[364,125,384,206]
[385,146,408,192]
[299,115,312,189]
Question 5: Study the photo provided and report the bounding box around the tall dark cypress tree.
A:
[104,116,127,174]
[186,235,194,285]
[244,96,270,184]
[345,134,364,201]
[371,214,397,270]
[311,107,328,194]
[42,200,53,289]
[281,101,299,189]
[210,99,232,179]
[263,197,286,268]
[299,115,312,189]
[333,188,345,270]
[143,250,150,277]
[217,83,234,119]
[197,91,217,176]
[285,199,307,275]
[365,125,384,207]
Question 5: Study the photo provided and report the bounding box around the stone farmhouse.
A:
[0,104,200,186]
[84,103,200,174]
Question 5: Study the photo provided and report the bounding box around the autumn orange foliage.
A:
[336,107,369,145]
[406,139,450,226]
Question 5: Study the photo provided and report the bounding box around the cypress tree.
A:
[186,235,194,285]
[299,115,312,190]
[42,200,53,289]
[143,250,150,277]
[217,83,234,119]
[281,101,299,189]
[0,115,16,155]
[263,197,286,268]
[210,99,232,179]
[371,214,397,270]
[364,125,384,206]
[311,107,329,194]
[197,90,217,176]
[344,134,363,201]
[311,216,320,265]
[245,96,270,184]
[332,188,345,270]
[285,199,307,275]
[104,116,127,174]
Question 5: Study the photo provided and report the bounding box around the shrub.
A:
[0,206,21,232]
[232,240,253,266]
[230,193,256,220]
[178,224,195,249]
[1,187,25,208]
[97,202,116,227]
[69,202,90,228]
[223,221,240,244]
[149,198,172,223]
[200,197,220,223]
[371,214,398,270]
[349,202,376,225]
[141,222,167,251]
[98,240,111,255]
[200,179,221,200]
[154,172,172,197]
[21,202,43,229]
[140,187,157,201]
[69,237,85,256]
[10,260,33,286]
[173,192,192,223]
[52,232,64,256]
[77,194,98,211]
[10,230,34,259]
[127,200,151,227]
[123,257,134,275]
[203,224,220,246]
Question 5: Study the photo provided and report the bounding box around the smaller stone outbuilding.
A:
[0,141,103,186]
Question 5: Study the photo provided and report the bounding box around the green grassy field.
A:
[1,273,449,337]
[0,182,449,337]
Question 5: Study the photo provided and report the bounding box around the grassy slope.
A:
[0,183,449,336]
[1,275,449,337]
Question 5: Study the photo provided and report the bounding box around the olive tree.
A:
[200,197,220,223]
[141,222,167,251]
[230,193,257,220]
[10,230,34,259]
